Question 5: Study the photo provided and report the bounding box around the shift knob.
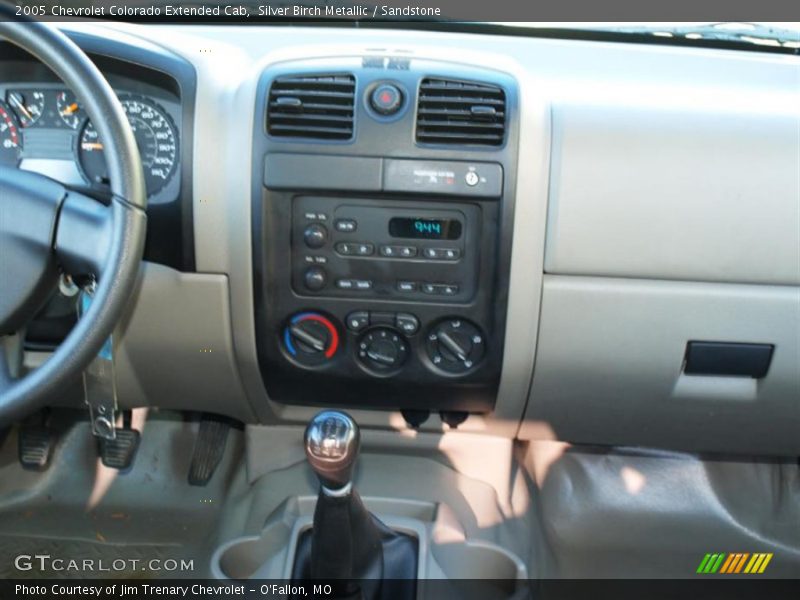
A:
[304,410,360,492]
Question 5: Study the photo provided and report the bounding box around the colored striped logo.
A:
[696,553,773,574]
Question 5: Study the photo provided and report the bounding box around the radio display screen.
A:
[389,217,462,240]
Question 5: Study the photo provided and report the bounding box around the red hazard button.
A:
[370,83,403,116]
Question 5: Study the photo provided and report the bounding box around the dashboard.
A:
[1,23,797,457]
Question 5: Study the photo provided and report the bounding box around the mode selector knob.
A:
[304,223,328,249]
[426,319,485,374]
[357,327,409,374]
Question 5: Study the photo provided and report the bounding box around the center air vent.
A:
[416,78,506,146]
[267,74,356,140]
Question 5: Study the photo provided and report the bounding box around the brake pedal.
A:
[188,416,230,486]
[19,424,54,471]
[98,411,140,470]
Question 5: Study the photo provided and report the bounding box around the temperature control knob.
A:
[426,319,485,374]
[357,328,409,374]
[284,312,340,366]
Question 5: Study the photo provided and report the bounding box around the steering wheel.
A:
[0,16,147,424]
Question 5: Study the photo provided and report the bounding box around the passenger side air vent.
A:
[416,78,506,146]
[267,74,356,140]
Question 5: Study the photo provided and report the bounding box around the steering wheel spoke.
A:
[56,190,115,278]
[0,335,22,393]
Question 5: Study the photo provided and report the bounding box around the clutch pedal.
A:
[18,422,54,471]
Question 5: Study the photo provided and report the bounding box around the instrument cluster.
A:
[0,86,179,202]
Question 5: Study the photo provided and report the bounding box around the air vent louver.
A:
[416,78,506,146]
[267,74,355,140]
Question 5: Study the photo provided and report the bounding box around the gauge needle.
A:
[61,103,79,115]
[9,95,33,121]
[81,142,104,150]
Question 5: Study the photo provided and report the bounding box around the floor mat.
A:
[0,414,245,579]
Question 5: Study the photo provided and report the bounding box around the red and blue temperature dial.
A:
[283,312,340,366]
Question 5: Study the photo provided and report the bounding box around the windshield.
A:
[496,22,800,48]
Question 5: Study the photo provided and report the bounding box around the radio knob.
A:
[303,223,328,249]
[303,267,327,291]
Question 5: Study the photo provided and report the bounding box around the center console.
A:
[252,57,518,413]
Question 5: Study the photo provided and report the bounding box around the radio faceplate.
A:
[291,197,481,302]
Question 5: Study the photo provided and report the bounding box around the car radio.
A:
[291,197,481,302]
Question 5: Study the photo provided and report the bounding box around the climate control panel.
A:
[281,310,486,380]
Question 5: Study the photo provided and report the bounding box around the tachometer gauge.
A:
[7,90,45,127]
[78,95,178,196]
[56,91,83,129]
[0,100,22,165]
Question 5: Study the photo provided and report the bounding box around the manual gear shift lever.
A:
[294,411,418,598]
[304,410,360,492]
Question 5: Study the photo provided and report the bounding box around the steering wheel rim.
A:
[0,14,147,423]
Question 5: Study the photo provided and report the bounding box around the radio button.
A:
[423,247,461,261]
[442,249,460,261]
[335,219,357,233]
[337,279,372,290]
[380,245,418,258]
[336,242,374,256]
[355,243,374,256]
[336,242,354,255]
[422,283,460,296]
[441,284,459,295]
[397,281,418,292]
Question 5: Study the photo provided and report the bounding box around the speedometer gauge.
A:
[79,95,178,197]
[0,100,22,165]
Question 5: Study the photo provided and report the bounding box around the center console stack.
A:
[252,56,519,413]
